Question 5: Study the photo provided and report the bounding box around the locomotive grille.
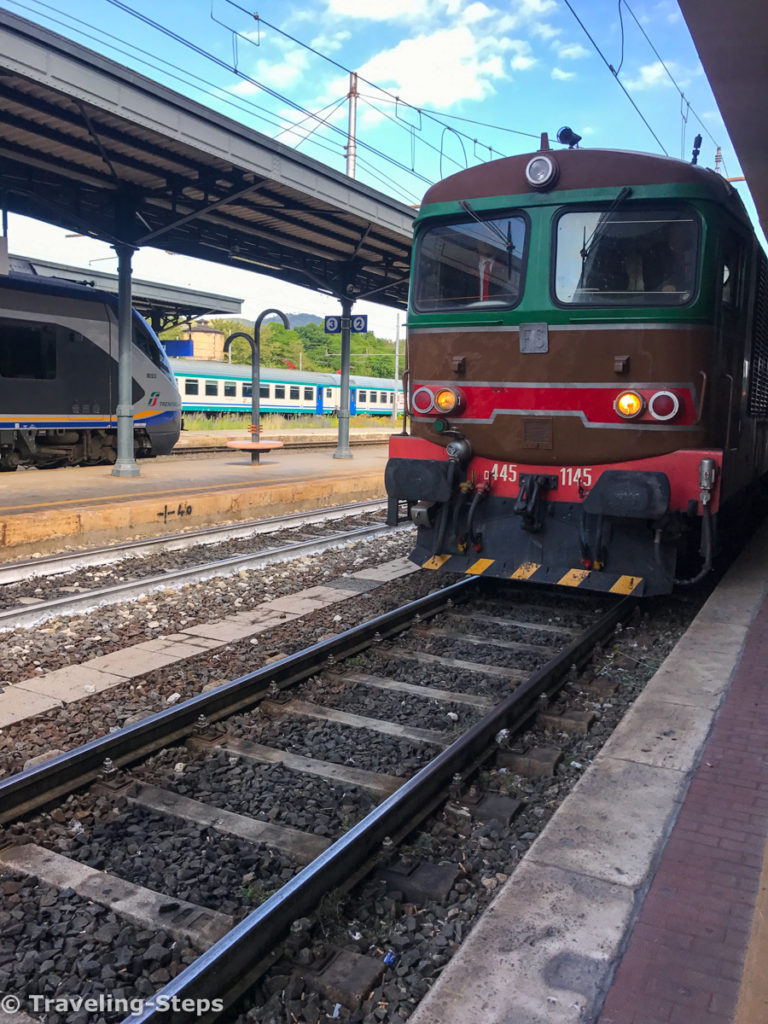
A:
[522,417,553,449]
[748,253,768,418]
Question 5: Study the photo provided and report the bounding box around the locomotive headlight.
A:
[434,387,463,414]
[615,391,645,419]
[525,155,559,191]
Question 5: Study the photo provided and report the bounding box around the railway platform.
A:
[408,517,768,1024]
[0,432,392,558]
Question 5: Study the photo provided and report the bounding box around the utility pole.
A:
[345,72,358,179]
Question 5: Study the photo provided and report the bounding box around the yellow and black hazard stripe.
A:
[419,552,644,595]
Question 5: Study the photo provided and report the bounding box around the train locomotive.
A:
[0,273,181,469]
[386,143,768,595]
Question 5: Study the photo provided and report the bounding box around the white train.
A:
[0,274,181,470]
[170,358,404,417]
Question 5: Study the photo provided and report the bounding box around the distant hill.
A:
[264,312,323,328]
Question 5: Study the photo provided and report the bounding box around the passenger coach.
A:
[170,358,403,418]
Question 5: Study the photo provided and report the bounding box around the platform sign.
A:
[324,314,368,334]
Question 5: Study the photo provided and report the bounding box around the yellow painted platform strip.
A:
[510,562,540,580]
[422,555,452,570]
[466,558,494,575]
[558,568,591,588]
[609,575,643,594]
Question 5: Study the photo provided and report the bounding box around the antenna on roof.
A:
[540,132,550,151]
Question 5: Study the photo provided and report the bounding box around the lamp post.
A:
[224,308,289,463]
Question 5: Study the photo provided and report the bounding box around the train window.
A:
[380,392,387,402]
[326,388,333,398]
[370,391,378,403]
[412,213,527,312]
[304,387,314,400]
[275,385,286,399]
[205,381,218,396]
[0,320,57,379]
[224,382,237,397]
[289,386,300,400]
[259,384,269,398]
[184,379,199,395]
[358,390,367,401]
[555,204,699,306]
[722,232,745,310]
[132,316,175,381]
[244,384,253,398]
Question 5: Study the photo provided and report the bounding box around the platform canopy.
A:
[8,254,243,333]
[678,0,768,240]
[0,10,414,310]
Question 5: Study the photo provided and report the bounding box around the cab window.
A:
[413,213,527,312]
[555,204,699,306]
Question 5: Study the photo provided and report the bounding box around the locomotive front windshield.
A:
[555,204,699,306]
[412,213,527,312]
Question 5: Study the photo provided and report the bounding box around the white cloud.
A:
[356,27,508,106]
[622,61,674,91]
[463,2,493,23]
[511,54,537,71]
[310,29,352,54]
[326,0,432,20]
[551,67,575,80]
[558,43,590,60]
[531,23,561,40]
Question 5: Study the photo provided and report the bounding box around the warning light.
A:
[614,391,644,419]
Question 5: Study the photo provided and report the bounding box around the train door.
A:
[716,226,751,495]
[316,385,324,414]
[350,388,357,415]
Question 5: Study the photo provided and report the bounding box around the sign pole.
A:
[333,298,353,459]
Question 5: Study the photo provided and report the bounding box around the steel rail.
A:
[0,522,412,631]
[123,593,634,1024]
[0,499,389,585]
[0,576,478,824]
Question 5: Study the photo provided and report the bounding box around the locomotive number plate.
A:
[484,462,518,483]
[560,466,593,487]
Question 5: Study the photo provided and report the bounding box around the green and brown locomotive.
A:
[385,143,768,595]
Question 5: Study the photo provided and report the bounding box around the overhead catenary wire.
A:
[561,0,669,155]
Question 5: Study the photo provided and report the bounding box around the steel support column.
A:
[112,242,139,477]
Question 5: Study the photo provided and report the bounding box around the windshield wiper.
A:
[459,200,515,253]
[580,186,633,262]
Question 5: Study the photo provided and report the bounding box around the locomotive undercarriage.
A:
[0,428,152,471]
[386,457,706,596]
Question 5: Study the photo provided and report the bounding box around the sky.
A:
[1,0,759,340]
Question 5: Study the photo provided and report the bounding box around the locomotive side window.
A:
[555,205,699,306]
[0,320,57,379]
[721,232,745,310]
[413,213,527,311]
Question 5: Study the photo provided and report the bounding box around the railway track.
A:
[0,579,636,1024]
[169,436,390,457]
[0,501,403,628]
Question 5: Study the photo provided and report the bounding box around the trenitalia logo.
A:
[148,391,160,406]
